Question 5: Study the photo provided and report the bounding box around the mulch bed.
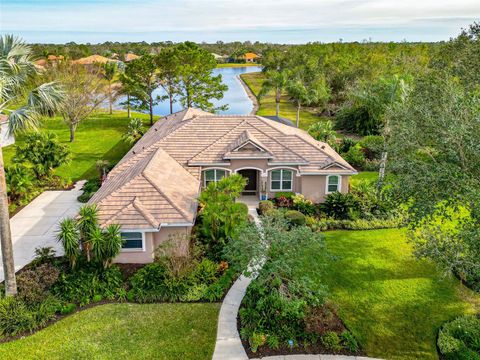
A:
[237,307,366,359]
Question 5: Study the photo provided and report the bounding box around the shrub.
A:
[32,295,62,327]
[259,200,275,215]
[122,118,145,144]
[321,331,342,351]
[77,178,101,203]
[343,144,366,168]
[339,137,357,154]
[314,217,402,231]
[197,174,248,260]
[274,196,292,208]
[292,194,316,216]
[341,331,359,353]
[60,303,76,315]
[438,315,480,360]
[285,210,306,226]
[321,192,359,220]
[17,263,60,305]
[14,132,70,179]
[250,332,267,353]
[0,297,36,336]
[31,246,57,267]
[359,135,384,160]
[274,192,295,199]
[53,265,125,305]
[5,163,34,202]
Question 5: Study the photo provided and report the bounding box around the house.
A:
[240,52,261,63]
[89,108,356,263]
[72,55,115,65]
[124,53,140,62]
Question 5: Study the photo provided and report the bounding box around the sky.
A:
[1,0,479,44]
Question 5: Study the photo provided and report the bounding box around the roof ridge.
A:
[132,197,160,228]
[188,119,250,163]
[142,171,191,223]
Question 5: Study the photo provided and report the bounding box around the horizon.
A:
[1,0,479,44]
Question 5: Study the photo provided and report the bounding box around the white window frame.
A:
[269,169,293,192]
[202,168,228,187]
[120,231,145,252]
[325,175,342,194]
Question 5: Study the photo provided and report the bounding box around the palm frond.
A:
[28,81,65,115]
[6,107,40,135]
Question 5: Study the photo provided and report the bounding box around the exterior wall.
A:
[114,226,192,264]
[301,175,350,203]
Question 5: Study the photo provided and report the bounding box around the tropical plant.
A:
[102,62,118,114]
[0,34,64,296]
[99,224,123,268]
[259,69,289,117]
[56,218,80,268]
[14,132,70,179]
[308,120,337,148]
[122,118,144,144]
[77,204,99,262]
[5,164,34,202]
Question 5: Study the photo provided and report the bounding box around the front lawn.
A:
[322,229,480,360]
[3,110,153,182]
[0,303,219,360]
[241,72,325,130]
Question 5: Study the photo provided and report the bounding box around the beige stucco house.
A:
[89,108,356,263]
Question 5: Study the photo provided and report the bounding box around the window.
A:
[327,175,341,193]
[270,169,292,191]
[121,232,143,250]
[203,169,227,187]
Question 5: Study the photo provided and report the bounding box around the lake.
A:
[150,66,262,116]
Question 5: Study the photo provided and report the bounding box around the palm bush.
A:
[5,164,34,202]
[56,218,80,268]
[122,118,145,144]
[77,204,99,262]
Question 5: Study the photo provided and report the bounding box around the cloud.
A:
[1,0,479,42]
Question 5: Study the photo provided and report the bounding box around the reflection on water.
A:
[135,66,262,116]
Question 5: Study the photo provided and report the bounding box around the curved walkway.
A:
[0,181,85,281]
[212,198,382,360]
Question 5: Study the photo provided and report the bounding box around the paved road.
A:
[0,181,85,281]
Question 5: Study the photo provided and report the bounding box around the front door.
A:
[238,169,257,195]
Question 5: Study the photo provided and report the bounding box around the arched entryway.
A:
[237,169,259,196]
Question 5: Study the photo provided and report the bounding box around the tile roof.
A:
[91,108,355,228]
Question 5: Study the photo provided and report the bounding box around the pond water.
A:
[150,66,262,116]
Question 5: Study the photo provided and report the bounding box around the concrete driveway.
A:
[0,181,85,281]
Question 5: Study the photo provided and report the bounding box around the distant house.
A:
[211,53,224,63]
[0,115,14,148]
[124,53,140,62]
[72,55,116,65]
[240,52,261,63]
[88,108,356,264]
[35,55,64,68]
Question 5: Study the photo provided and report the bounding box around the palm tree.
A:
[0,35,64,296]
[103,62,118,114]
[259,70,289,117]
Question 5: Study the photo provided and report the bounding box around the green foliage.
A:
[321,192,359,220]
[359,135,384,160]
[341,331,359,352]
[292,194,317,216]
[309,217,402,231]
[16,263,60,305]
[5,163,34,202]
[308,120,337,148]
[321,331,342,351]
[197,174,248,260]
[122,118,144,144]
[226,216,330,347]
[285,210,306,226]
[14,132,70,179]
[56,218,80,268]
[343,144,366,168]
[438,315,480,360]
[258,200,275,215]
[77,178,101,203]
[249,332,267,353]
[60,303,76,315]
[0,297,36,336]
[53,265,125,305]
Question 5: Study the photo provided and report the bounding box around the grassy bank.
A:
[322,229,479,359]
[240,71,326,130]
[0,303,220,360]
[216,62,260,68]
[3,110,154,182]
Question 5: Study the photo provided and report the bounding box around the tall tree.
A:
[259,70,289,117]
[0,35,64,296]
[52,63,107,142]
[174,42,228,112]
[124,55,161,125]
[102,62,118,115]
[388,74,480,283]
[156,48,180,115]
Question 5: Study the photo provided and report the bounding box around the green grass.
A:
[0,303,220,360]
[351,171,378,185]
[241,71,327,131]
[320,229,480,360]
[3,110,154,182]
[216,62,259,68]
